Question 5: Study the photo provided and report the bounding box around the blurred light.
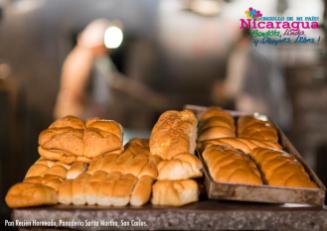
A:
[189,0,222,16]
[12,0,45,13]
[104,26,123,49]
[0,63,11,80]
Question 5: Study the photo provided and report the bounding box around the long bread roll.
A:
[202,145,262,185]
[151,179,199,206]
[198,107,235,141]
[150,110,197,160]
[199,137,281,154]
[237,116,278,143]
[250,148,317,188]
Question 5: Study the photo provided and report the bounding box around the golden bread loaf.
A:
[198,108,235,141]
[38,116,123,163]
[130,175,154,206]
[5,182,58,208]
[25,158,87,180]
[58,171,150,206]
[149,110,197,160]
[151,179,199,206]
[157,153,202,180]
[250,148,317,188]
[237,116,278,143]
[88,138,161,178]
[202,145,262,185]
[199,137,281,154]
[24,175,64,191]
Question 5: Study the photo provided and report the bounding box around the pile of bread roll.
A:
[149,110,202,206]
[5,107,317,209]
[6,110,203,208]
[198,107,316,188]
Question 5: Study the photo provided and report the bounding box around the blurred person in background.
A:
[54,19,167,129]
[212,29,291,130]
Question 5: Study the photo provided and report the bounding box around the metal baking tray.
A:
[185,104,326,206]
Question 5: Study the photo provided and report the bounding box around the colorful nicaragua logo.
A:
[240,7,320,46]
[245,7,262,20]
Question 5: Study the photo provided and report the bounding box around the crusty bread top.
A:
[202,145,262,185]
[38,116,123,160]
[199,107,234,124]
[150,110,197,159]
[250,148,317,188]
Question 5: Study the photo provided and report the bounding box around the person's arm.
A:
[54,46,94,118]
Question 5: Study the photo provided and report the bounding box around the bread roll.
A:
[24,175,64,191]
[38,116,123,163]
[58,171,139,206]
[125,138,151,155]
[157,153,202,180]
[250,148,317,188]
[199,137,281,154]
[5,182,57,208]
[25,159,69,179]
[66,161,88,179]
[85,171,108,205]
[25,158,87,180]
[202,145,262,185]
[150,110,197,160]
[130,175,154,206]
[198,108,235,141]
[84,118,123,158]
[58,180,73,205]
[151,179,199,206]
[238,116,278,143]
[88,139,161,178]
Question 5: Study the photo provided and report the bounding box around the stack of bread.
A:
[5,107,318,209]
[149,110,202,206]
[197,107,317,188]
[58,138,161,207]
[6,116,125,208]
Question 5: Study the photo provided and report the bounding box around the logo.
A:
[240,8,320,46]
[245,7,262,20]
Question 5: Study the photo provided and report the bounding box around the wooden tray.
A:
[185,104,326,206]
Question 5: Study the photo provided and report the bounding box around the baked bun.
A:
[238,116,278,143]
[157,153,202,180]
[24,175,64,191]
[202,145,262,185]
[88,138,161,178]
[250,148,317,188]
[150,110,197,160]
[130,175,154,207]
[151,179,199,206]
[38,116,123,163]
[25,159,69,179]
[198,108,235,141]
[199,137,281,154]
[58,171,145,206]
[25,158,87,180]
[5,182,57,208]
